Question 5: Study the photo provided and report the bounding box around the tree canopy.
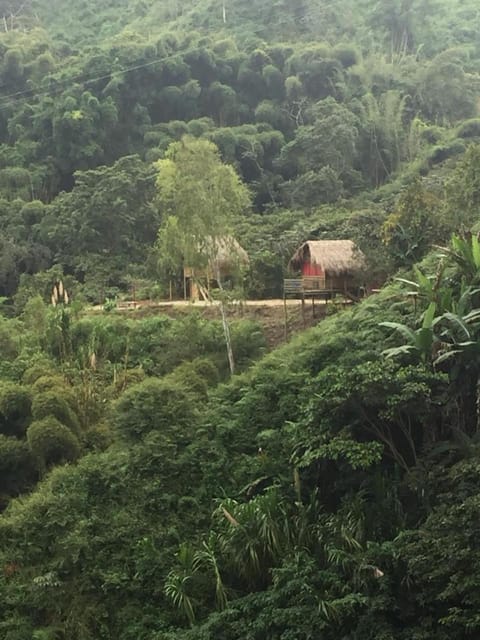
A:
[2,1,480,639]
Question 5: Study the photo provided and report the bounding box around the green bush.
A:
[185,357,220,386]
[22,360,57,385]
[113,378,197,443]
[0,318,19,360]
[456,118,480,139]
[427,139,466,165]
[31,391,81,435]
[127,315,220,376]
[32,375,78,410]
[0,382,32,437]
[0,434,36,501]
[32,374,69,394]
[169,368,209,400]
[168,357,220,398]
[26,417,81,472]
[106,366,146,398]
[332,44,359,67]
[231,320,267,370]
[82,423,113,452]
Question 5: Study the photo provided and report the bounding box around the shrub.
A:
[106,366,146,398]
[0,318,18,360]
[32,376,77,410]
[427,140,466,165]
[231,320,267,370]
[0,382,32,437]
[168,368,209,399]
[333,44,359,68]
[27,417,81,472]
[169,358,220,398]
[456,118,480,139]
[113,378,197,443]
[0,434,36,500]
[187,357,220,386]
[32,374,69,394]
[22,360,57,385]
[31,391,81,435]
[82,423,113,452]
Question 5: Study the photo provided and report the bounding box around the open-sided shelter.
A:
[184,236,249,301]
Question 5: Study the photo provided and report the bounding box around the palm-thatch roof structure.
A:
[289,240,365,276]
[184,236,249,276]
[205,236,249,273]
[184,235,249,300]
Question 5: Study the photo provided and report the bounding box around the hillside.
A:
[2,1,480,639]
[0,0,479,301]
[4,246,480,639]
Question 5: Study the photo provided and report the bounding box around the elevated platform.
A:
[284,276,325,296]
[283,277,362,303]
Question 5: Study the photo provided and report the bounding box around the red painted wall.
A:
[302,262,324,276]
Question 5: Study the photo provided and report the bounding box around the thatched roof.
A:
[185,236,249,274]
[209,236,249,270]
[289,240,365,275]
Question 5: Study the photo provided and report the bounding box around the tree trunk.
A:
[216,266,235,376]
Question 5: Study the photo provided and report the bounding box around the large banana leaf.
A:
[379,321,416,343]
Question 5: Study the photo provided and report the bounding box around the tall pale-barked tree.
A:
[155,136,251,375]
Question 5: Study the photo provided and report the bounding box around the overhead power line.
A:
[0,2,333,114]
[0,50,187,113]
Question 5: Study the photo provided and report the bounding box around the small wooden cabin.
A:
[286,240,366,298]
[184,236,249,301]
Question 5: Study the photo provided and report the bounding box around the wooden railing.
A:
[284,276,326,295]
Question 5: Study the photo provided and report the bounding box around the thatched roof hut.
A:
[184,236,249,277]
[184,236,249,300]
[205,236,249,273]
[289,240,365,276]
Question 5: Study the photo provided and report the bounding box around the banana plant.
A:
[396,263,451,313]
[433,308,480,433]
[380,301,439,363]
[438,232,480,283]
[432,307,480,371]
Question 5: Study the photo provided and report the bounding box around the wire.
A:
[0,50,185,112]
[0,1,345,114]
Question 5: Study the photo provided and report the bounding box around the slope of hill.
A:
[0,0,479,301]
[2,2,480,639]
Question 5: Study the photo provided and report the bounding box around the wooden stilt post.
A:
[283,295,288,341]
[301,294,306,328]
[312,296,315,319]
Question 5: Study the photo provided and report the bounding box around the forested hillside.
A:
[2,0,480,638]
[0,0,479,298]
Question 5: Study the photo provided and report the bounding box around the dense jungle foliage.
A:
[0,0,479,298]
[2,0,480,638]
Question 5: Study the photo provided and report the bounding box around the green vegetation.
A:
[0,0,479,299]
[4,236,480,638]
[2,0,480,639]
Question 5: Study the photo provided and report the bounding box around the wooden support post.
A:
[301,295,306,328]
[312,296,315,319]
[283,295,288,341]
[169,280,173,301]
